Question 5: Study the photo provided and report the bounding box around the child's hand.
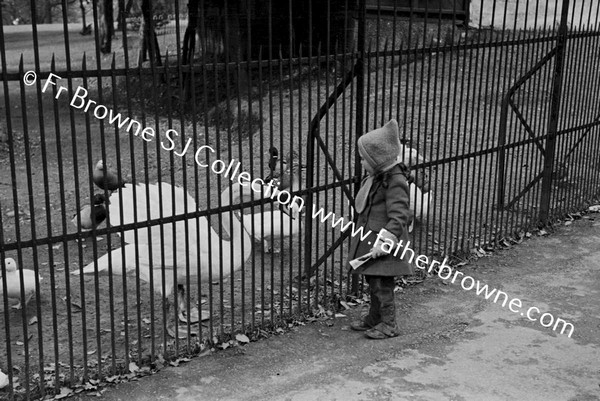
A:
[371,243,388,259]
[370,228,398,259]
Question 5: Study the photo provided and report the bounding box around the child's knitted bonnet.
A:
[357,119,401,172]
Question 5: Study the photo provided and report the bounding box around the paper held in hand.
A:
[349,251,373,270]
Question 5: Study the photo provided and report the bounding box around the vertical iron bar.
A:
[267,0,276,315]
[519,0,538,230]
[224,0,237,336]
[257,46,265,324]
[199,0,215,342]
[388,0,397,123]
[350,0,366,294]
[414,0,429,254]
[339,30,346,295]
[502,0,522,237]
[539,0,570,223]
[431,5,449,258]
[236,58,245,330]
[469,2,489,249]
[163,54,180,354]
[529,3,555,231]
[324,0,331,302]
[80,54,103,378]
[17,57,34,397]
[172,0,193,348]
[483,0,501,244]
[518,0,538,230]
[444,10,463,256]
[188,10,203,345]
[89,0,113,375]
[315,42,322,305]
[26,1,49,392]
[331,38,338,298]
[565,3,591,211]
[245,0,254,329]
[0,9,17,392]
[304,0,314,290]
[49,56,65,394]
[288,1,298,312]
[297,44,304,314]
[278,45,285,317]
[490,0,513,244]
[116,0,142,363]
[135,45,155,362]
[346,48,356,295]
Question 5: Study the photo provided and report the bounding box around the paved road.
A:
[78,216,600,401]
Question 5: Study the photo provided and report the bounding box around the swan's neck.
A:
[220,187,252,263]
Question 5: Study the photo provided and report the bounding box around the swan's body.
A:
[398,145,426,167]
[0,368,8,389]
[1,258,40,309]
[74,182,253,306]
[398,145,430,193]
[409,183,433,232]
[397,145,432,231]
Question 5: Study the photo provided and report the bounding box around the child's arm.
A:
[372,172,412,258]
[384,172,412,238]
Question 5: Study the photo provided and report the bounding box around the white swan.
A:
[1,258,41,310]
[409,183,433,232]
[398,145,426,167]
[398,145,433,231]
[73,182,255,315]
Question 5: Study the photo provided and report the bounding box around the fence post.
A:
[351,0,366,294]
[539,0,570,224]
[304,1,316,305]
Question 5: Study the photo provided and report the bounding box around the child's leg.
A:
[366,276,382,324]
[350,276,381,331]
[365,276,398,339]
[378,276,397,328]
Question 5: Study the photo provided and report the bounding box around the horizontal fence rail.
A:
[1,0,600,399]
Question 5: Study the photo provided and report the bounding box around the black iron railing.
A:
[1,0,600,399]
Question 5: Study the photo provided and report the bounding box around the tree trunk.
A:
[99,0,114,54]
[139,0,162,66]
[117,0,135,30]
[45,1,53,23]
[79,0,92,34]
[179,0,201,101]
[183,0,200,65]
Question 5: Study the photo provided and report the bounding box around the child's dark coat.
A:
[347,163,414,276]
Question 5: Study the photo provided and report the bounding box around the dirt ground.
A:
[71,212,600,401]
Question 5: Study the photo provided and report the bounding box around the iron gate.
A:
[498,0,600,225]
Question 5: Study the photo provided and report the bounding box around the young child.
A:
[348,119,414,340]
